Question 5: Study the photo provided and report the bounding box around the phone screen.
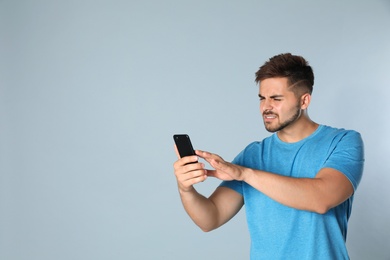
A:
[173,134,196,158]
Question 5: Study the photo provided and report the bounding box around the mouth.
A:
[263,113,277,122]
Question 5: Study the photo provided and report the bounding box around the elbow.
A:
[195,214,221,232]
[200,227,213,233]
[197,219,220,232]
[312,203,332,215]
[314,207,329,215]
[199,224,217,233]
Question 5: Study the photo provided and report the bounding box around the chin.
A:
[264,125,279,133]
[265,123,287,133]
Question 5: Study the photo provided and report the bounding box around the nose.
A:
[261,99,272,112]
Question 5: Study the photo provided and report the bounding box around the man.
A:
[173,53,364,259]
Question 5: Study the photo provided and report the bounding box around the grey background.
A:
[1,0,389,259]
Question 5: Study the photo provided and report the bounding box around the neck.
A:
[277,113,319,143]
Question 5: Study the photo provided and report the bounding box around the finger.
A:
[177,166,207,185]
[173,155,199,169]
[200,154,225,170]
[182,167,207,181]
[176,169,207,191]
[195,149,210,158]
[181,173,208,187]
[174,161,205,178]
[210,158,229,171]
[209,161,244,181]
[182,162,205,174]
[196,150,220,164]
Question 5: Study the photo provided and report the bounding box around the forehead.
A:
[259,77,291,95]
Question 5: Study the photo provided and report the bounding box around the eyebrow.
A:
[258,94,284,99]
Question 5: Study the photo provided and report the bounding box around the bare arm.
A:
[198,150,353,214]
[243,167,353,213]
[173,147,243,231]
[178,186,243,232]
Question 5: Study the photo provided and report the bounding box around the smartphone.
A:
[173,134,197,159]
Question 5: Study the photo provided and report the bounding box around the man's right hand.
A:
[172,145,244,232]
[173,146,207,192]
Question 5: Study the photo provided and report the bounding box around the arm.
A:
[243,167,353,214]
[198,150,353,214]
[173,147,244,232]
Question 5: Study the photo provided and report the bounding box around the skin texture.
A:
[173,77,354,232]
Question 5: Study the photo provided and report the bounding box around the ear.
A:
[300,93,311,110]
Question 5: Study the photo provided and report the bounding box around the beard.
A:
[263,103,302,133]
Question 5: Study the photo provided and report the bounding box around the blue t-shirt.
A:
[220,125,364,260]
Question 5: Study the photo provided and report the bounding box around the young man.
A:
[173,53,364,259]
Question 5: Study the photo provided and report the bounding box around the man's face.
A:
[258,77,302,133]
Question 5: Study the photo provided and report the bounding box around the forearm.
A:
[178,187,220,232]
[243,169,321,212]
[243,168,352,214]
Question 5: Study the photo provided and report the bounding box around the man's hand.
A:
[173,145,207,192]
[196,150,247,181]
[172,146,245,232]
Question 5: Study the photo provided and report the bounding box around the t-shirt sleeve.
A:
[323,130,364,191]
[219,180,244,195]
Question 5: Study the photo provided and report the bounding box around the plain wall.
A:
[1,0,389,259]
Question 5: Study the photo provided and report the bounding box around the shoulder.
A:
[319,125,364,166]
[319,125,363,144]
[320,126,364,189]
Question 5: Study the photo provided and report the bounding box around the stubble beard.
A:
[263,104,302,133]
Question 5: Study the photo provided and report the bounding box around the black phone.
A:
[173,134,196,159]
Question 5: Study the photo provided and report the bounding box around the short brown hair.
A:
[255,53,314,95]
